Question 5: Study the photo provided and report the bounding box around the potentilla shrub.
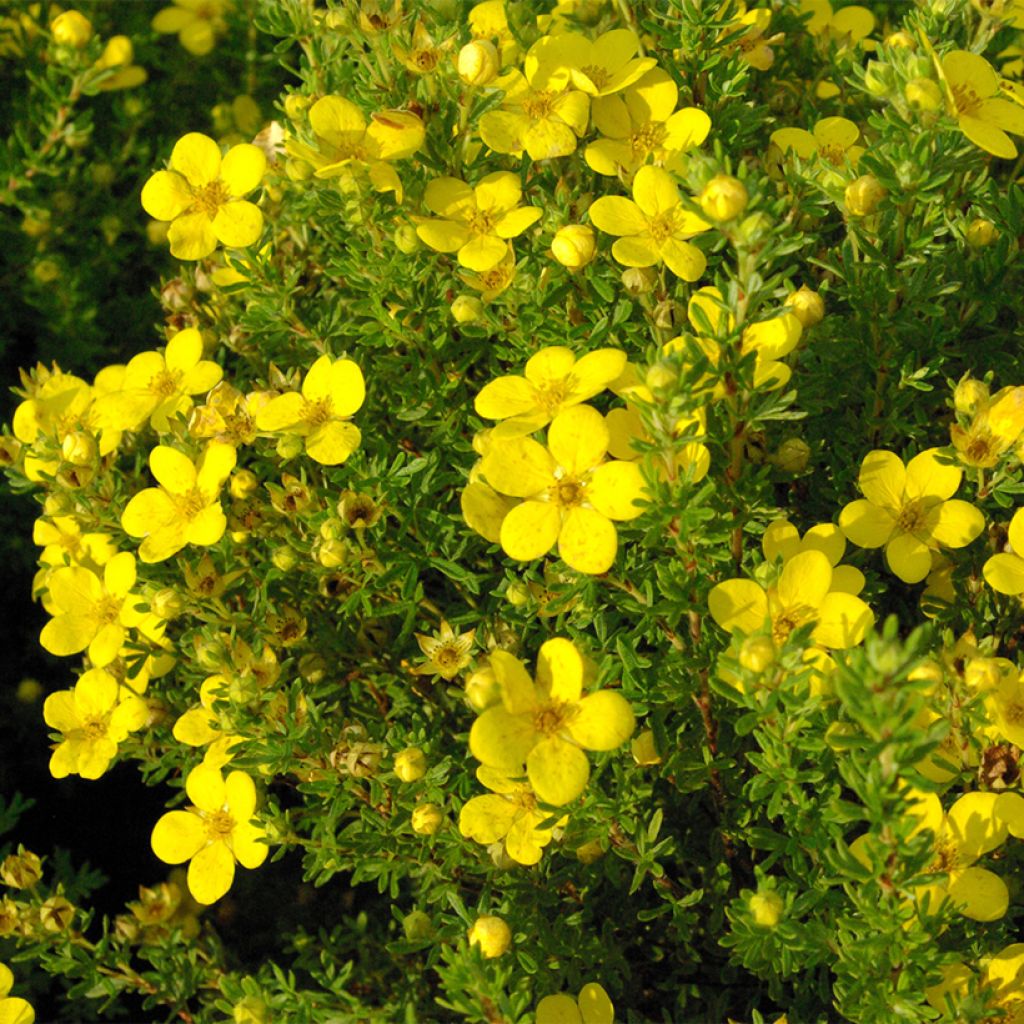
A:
[4,0,1024,1021]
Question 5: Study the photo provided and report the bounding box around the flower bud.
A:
[284,158,314,182]
[505,580,531,607]
[620,266,658,295]
[233,997,268,1024]
[788,285,825,327]
[905,78,942,112]
[51,10,92,47]
[457,39,499,86]
[645,363,677,393]
[0,851,41,889]
[151,587,184,620]
[411,803,443,835]
[394,746,427,782]
[393,223,421,253]
[451,294,484,324]
[229,469,259,500]
[631,730,662,765]
[61,430,96,466]
[575,839,605,864]
[772,437,811,474]
[885,30,915,48]
[965,657,1002,691]
[39,895,75,932]
[844,175,886,217]
[551,224,596,269]
[465,666,500,711]
[402,910,434,941]
[699,175,748,222]
[966,218,998,248]
[863,60,892,96]
[147,220,170,246]
[954,376,990,415]
[739,636,776,673]
[275,435,305,460]
[16,678,42,703]
[32,259,61,284]
[271,546,299,572]
[749,891,784,927]
[468,915,511,958]
[284,93,312,120]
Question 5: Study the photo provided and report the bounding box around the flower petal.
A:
[709,579,768,634]
[500,501,561,561]
[885,532,933,584]
[839,498,895,549]
[536,637,583,703]
[569,690,634,750]
[549,405,608,474]
[470,706,536,771]
[188,840,236,904]
[588,460,646,520]
[558,506,617,574]
[527,736,590,805]
[211,200,264,249]
[813,592,874,649]
[905,449,962,502]
[141,170,192,221]
[169,132,222,187]
[219,144,266,198]
[151,810,205,864]
[984,553,1024,595]
[930,500,984,548]
[859,450,905,509]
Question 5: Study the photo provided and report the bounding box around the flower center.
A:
[81,713,109,741]
[411,48,439,72]
[149,369,181,398]
[96,594,123,626]
[533,702,574,736]
[534,377,573,414]
[648,212,676,243]
[896,498,930,535]
[204,809,235,840]
[930,836,961,873]
[521,90,556,120]
[434,643,464,672]
[191,180,230,219]
[302,397,335,427]
[818,143,847,165]
[467,210,497,235]
[551,476,584,507]
[580,64,611,90]
[175,487,209,521]
[952,82,982,117]
[631,121,667,156]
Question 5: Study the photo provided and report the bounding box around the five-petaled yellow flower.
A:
[839,449,985,584]
[255,355,365,465]
[589,165,710,281]
[152,0,230,56]
[459,765,566,865]
[468,639,635,806]
[941,50,1024,159]
[151,764,268,904]
[141,132,266,260]
[121,443,237,563]
[39,552,146,666]
[43,668,148,780]
[474,346,626,438]
[416,172,541,272]
[480,404,647,575]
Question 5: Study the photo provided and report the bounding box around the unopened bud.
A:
[230,469,259,500]
[0,851,41,889]
[844,175,886,217]
[620,266,657,295]
[631,729,662,765]
[551,224,596,269]
[271,546,299,572]
[457,39,500,86]
[284,93,312,120]
[61,431,96,466]
[393,223,420,253]
[954,376,990,415]
[966,218,998,248]
[905,78,942,112]
[772,437,810,474]
[739,636,776,673]
[411,803,443,835]
[699,175,748,221]
[885,30,915,48]
[402,910,434,941]
[394,746,427,782]
[465,666,500,711]
[51,10,92,47]
[788,285,825,327]
[451,295,484,324]
[749,891,783,927]
[468,915,511,958]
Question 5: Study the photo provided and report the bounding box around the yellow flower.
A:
[478,43,590,160]
[468,638,635,805]
[469,0,518,66]
[0,963,34,1024]
[141,133,266,261]
[152,0,230,56]
[393,19,453,75]
[468,915,511,958]
[799,0,874,46]
[985,508,1024,594]
[708,549,874,649]
[459,243,518,300]
[838,449,985,584]
[121,443,237,563]
[589,165,710,282]
[43,668,148,779]
[770,116,864,176]
[479,404,647,574]
[32,514,116,570]
[761,519,865,595]
[474,346,626,438]
[93,328,223,432]
[189,382,271,447]
[941,50,1024,158]
[285,96,424,200]
[413,620,475,680]
[585,68,710,177]
[903,790,1010,921]
[39,552,146,666]
[540,29,656,97]
[459,766,566,865]
[983,666,1024,746]
[416,172,541,272]
[150,765,268,905]
[255,355,365,465]
[951,385,1024,468]
[91,35,147,92]
[536,983,614,1024]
